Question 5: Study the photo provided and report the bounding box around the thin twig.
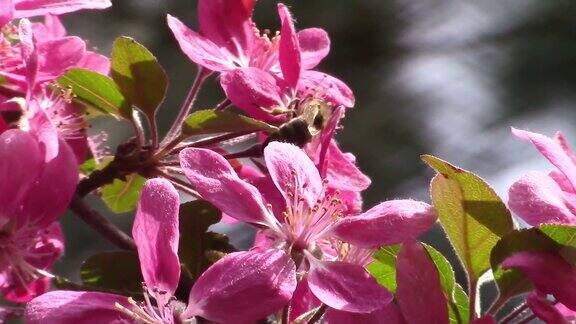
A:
[486,294,507,316]
[516,313,536,324]
[169,131,256,155]
[129,110,145,149]
[500,302,529,324]
[162,67,211,145]
[308,304,327,324]
[215,98,231,111]
[69,195,136,250]
[469,279,478,321]
[281,305,289,324]
[154,170,200,198]
[149,113,159,150]
[223,145,262,160]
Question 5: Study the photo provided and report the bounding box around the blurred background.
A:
[49,0,576,316]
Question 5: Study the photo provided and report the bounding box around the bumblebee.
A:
[265,99,332,148]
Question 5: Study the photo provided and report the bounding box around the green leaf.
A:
[53,276,88,291]
[80,251,143,296]
[57,68,132,119]
[424,244,455,295]
[422,155,514,281]
[101,174,146,213]
[79,158,97,175]
[367,245,401,293]
[450,284,470,324]
[111,36,168,116]
[540,224,576,248]
[176,200,235,299]
[182,109,278,137]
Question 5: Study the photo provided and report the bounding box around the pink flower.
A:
[167,1,328,75]
[503,251,576,312]
[0,129,77,302]
[1,17,109,162]
[323,241,449,324]
[219,4,354,121]
[0,16,110,94]
[506,128,576,315]
[526,292,576,323]
[168,1,353,121]
[25,178,297,323]
[179,141,437,313]
[508,128,576,226]
[0,0,111,26]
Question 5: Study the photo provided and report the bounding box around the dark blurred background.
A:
[49,0,576,316]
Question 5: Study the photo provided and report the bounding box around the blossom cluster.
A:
[1,1,575,324]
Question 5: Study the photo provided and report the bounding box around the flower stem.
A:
[281,305,289,324]
[129,110,146,149]
[69,195,136,250]
[223,145,262,160]
[308,304,327,324]
[500,302,529,324]
[154,170,200,198]
[169,131,257,155]
[486,294,507,316]
[516,313,536,324]
[215,98,231,111]
[162,67,211,146]
[468,279,478,321]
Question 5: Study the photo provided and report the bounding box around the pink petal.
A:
[13,0,111,18]
[186,250,297,323]
[299,28,330,70]
[238,164,286,218]
[179,148,273,225]
[24,291,130,324]
[513,128,576,191]
[549,170,576,194]
[220,67,284,121]
[508,171,576,225]
[31,14,66,40]
[396,241,449,324]
[527,292,575,324]
[333,200,437,248]
[277,3,301,89]
[19,18,38,90]
[133,178,181,295]
[26,222,65,269]
[20,138,78,226]
[0,1,14,26]
[299,70,355,107]
[0,130,43,219]
[555,131,576,165]
[76,51,111,75]
[307,260,393,313]
[37,36,86,77]
[2,277,49,303]
[28,104,59,161]
[288,278,321,321]
[167,14,235,72]
[335,189,364,215]
[325,140,371,192]
[264,141,324,211]
[197,0,256,59]
[325,302,407,324]
[503,251,576,310]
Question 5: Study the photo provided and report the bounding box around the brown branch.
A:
[69,195,136,251]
